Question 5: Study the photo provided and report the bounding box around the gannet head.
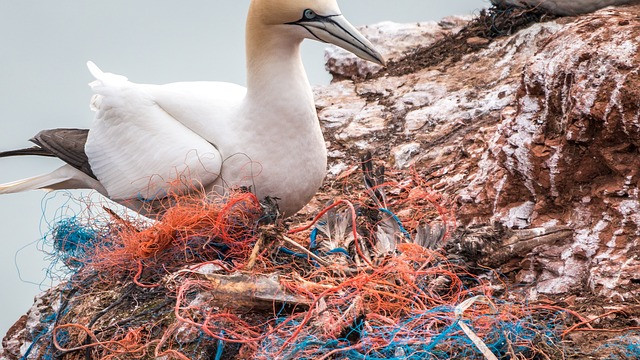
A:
[249,0,386,66]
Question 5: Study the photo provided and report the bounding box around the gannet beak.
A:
[288,13,386,66]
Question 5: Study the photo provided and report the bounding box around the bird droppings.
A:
[497,200,536,229]
[391,142,421,169]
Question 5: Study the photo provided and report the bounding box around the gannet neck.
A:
[245,13,312,107]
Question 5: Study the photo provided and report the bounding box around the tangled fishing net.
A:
[16,161,640,360]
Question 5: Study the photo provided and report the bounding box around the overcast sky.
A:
[0,0,487,336]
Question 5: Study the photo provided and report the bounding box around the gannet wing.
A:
[138,80,247,144]
[30,128,96,179]
[85,62,222,201]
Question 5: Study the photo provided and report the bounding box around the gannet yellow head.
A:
[248,0,386,66]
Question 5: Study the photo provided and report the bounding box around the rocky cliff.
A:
[3,4,640,360]
[315,5,640,300]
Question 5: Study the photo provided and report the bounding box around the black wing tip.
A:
[0,146,55,158]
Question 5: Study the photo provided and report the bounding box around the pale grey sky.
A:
[0,0,487,336]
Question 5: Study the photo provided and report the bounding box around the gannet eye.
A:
[303,9,317,20]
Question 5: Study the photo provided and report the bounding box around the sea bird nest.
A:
[15,157,640,360]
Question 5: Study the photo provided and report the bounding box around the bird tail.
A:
[0,166,79,194]
[0,146,54,158]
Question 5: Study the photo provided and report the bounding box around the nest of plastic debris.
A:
[18,158,640,360]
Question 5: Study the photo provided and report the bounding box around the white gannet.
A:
[491,0,638,15]
[0,0,384,217]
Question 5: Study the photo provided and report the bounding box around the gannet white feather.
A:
[85,62,228,200]
[0,0,385,217]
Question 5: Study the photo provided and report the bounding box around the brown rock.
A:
[315,5,640,299]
